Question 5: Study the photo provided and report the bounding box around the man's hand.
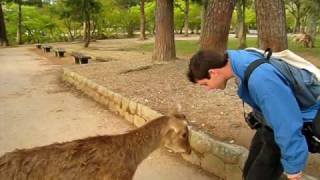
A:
[286,172,303,180]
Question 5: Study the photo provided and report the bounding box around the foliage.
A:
[145,2,156,34]
[1,0,319,45]
[4,2,61,43]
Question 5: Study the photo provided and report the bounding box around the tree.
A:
[200,0,208,36]
[285,0,310,33]
[200,0,236,54]
[16,0,22,44]
[305,0,320,47]
[64,0,101,47]
[255,0,288,51]
[184,0,189,36]
[153,0,175,61]
[188,3,201,34]
[140,0,146,40]
[115,0,139,37]
[0,2,9,46]
[236,0,247,48]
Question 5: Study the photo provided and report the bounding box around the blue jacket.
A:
[227,50,320,174]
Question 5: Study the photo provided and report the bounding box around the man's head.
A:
[187,50,233,90]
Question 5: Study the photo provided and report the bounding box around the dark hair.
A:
[187,50,228,83]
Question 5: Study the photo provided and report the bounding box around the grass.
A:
[125,35,320,60]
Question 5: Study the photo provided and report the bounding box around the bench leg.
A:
[75,57,80,64]
[80,58,89,64]
[58,52,65,57]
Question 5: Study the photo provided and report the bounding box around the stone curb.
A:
[62,67,316,180]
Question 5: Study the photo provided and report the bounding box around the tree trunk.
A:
[140,0,146,40]
[294,2,301,33]
[16,0,22,45]
[64,20,74,41]
[307,14,317,48]
[237,0,247,49]
[83,22,86,41]
[200,0,208,36]
[127,22,134,38]
[84,11,90,48]
[255,0,288,51]
[0,3,9,46]
[184,0,189,36]
[152,0,176,62]
[200,0,236,54]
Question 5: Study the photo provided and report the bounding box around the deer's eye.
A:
[182,133,187,138]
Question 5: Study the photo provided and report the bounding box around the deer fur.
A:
[293,33,314,48]
[0,114,190,180]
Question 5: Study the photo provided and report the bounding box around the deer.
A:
[293,33,314,48]
[0,113,191,180]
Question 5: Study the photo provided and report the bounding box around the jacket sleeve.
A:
[248,64,309,174]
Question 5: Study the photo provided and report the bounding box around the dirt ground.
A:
[0,47,218,180]
[31,36,320,178]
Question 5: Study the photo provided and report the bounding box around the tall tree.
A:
[200,0,236,54]
[153,0,175,61]
[200,0,208,35]
[236,0,247,48]
[306,0,320,47]
[184,0,189,36]
[0,2,9,46]
[285,0,309,33]
[16,0,22,44]
[255,0,288,51]
[140,0,146,40]
[64,0,101,47]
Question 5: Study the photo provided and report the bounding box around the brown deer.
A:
[293,33,314,48]
[0,113,191,180]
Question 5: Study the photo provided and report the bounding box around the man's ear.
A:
[208,69,217,77]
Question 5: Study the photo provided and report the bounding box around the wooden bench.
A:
[42,45,52,53]
[35,44,42,49]
[54,48,66,57]
[72,52,91,64]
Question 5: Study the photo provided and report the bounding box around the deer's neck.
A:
[123,116,168,165]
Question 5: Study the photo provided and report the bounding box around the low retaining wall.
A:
[62,67,316,180]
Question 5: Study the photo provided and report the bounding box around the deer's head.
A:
[162,113,191,154]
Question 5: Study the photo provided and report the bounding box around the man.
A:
[187,50,320,180]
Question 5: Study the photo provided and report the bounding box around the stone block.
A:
[140,105,163,121]
[201,154,225,179]
[225,164,242,180]
[124,112,134,123]
[133,115,146,127]
[238,150,249,170]
[108,102,117,113]
[99,96,109,107]
[189,130,212,154]
[121,97,130,112]
[97,85,105,95]
[128,101,137,114]
[181,150,201,166]
[113,93,122,105]
[190,130,246,164]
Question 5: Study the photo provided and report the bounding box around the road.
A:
[0,47,217,180]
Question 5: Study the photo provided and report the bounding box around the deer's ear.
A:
[169,103,183,115]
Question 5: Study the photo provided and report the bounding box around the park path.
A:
[0,47,217,180]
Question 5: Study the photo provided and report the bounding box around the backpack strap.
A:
[243,59,269,90]
[243,48,273,90]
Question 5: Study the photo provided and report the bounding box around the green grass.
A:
[125,35,320,59]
